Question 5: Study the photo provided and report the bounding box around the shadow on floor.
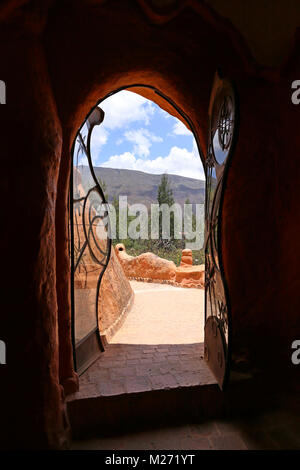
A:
[70,406,300,450]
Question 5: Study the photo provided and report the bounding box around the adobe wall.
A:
[0,0,299,449]
[99,248,134,339]
[0,36,69,448]
[115,244,205,288]
[223,60,300,368]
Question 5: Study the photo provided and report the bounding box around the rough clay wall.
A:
[99,248,134,336]
[0,0,299,450]
[115,244,205,288]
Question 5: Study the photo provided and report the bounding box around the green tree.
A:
[157,173,175,248]
[157,173,174,207]
[184,197,204,265]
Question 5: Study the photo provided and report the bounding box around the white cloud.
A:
[90,126,109,164]
[91,125,109,148]
[172,120,191,136]
[102,151,136,168]
[124,128,163,158]
[159,108,172,119]
[100,90,155,130]
[101,140,205,180]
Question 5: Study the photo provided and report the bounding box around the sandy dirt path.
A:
[110,281,204,345]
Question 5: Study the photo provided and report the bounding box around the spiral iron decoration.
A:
[71,106,111,374]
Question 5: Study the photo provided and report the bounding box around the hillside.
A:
[78,166,205,207]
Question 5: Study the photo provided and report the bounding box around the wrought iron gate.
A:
[70,106,111,375]
[204,72,238,390]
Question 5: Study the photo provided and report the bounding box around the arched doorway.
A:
[70,77,238,390]
[70,84,206,376]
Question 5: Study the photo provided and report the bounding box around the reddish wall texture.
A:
[99,248,134,337]
[223,69,300,369]
[0,0,299,449]
[0,38,69,448]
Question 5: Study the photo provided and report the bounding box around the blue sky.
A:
[89,90,205,180]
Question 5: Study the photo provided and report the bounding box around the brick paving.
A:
[69,281,300,450]
[73,342,215,398]
[70,282,215,399]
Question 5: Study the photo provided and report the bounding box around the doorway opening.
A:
[70,85,215,393]
[69,76,236,397]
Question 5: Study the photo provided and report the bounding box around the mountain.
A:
[78,166,205,207]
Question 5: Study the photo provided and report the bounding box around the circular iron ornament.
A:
[210,81,237,167]
[218,95,234,151]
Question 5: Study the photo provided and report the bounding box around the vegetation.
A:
[123,243,205,267]
[101,173,205,266]
[92,166,205,206]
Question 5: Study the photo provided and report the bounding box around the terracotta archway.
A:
[1,0,299,450]
[49,1,254,401]
[50,0,300,434]
[56,78,210,396]
[68,82,208,376]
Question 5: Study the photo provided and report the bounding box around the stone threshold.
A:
[66,342,221,438]
[67,369,278,440]
[67,383,223,439]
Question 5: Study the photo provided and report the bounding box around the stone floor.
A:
[69,281,300,450]
[73,342,215,398]
[71,408,300,450]
[70,281,215,399]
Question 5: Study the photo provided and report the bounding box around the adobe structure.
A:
[72,169,134,344]
[115,244,205,288]
[0,0,299,449]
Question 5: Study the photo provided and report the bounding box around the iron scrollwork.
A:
[204,75,237,389]
[71,106,111,373]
